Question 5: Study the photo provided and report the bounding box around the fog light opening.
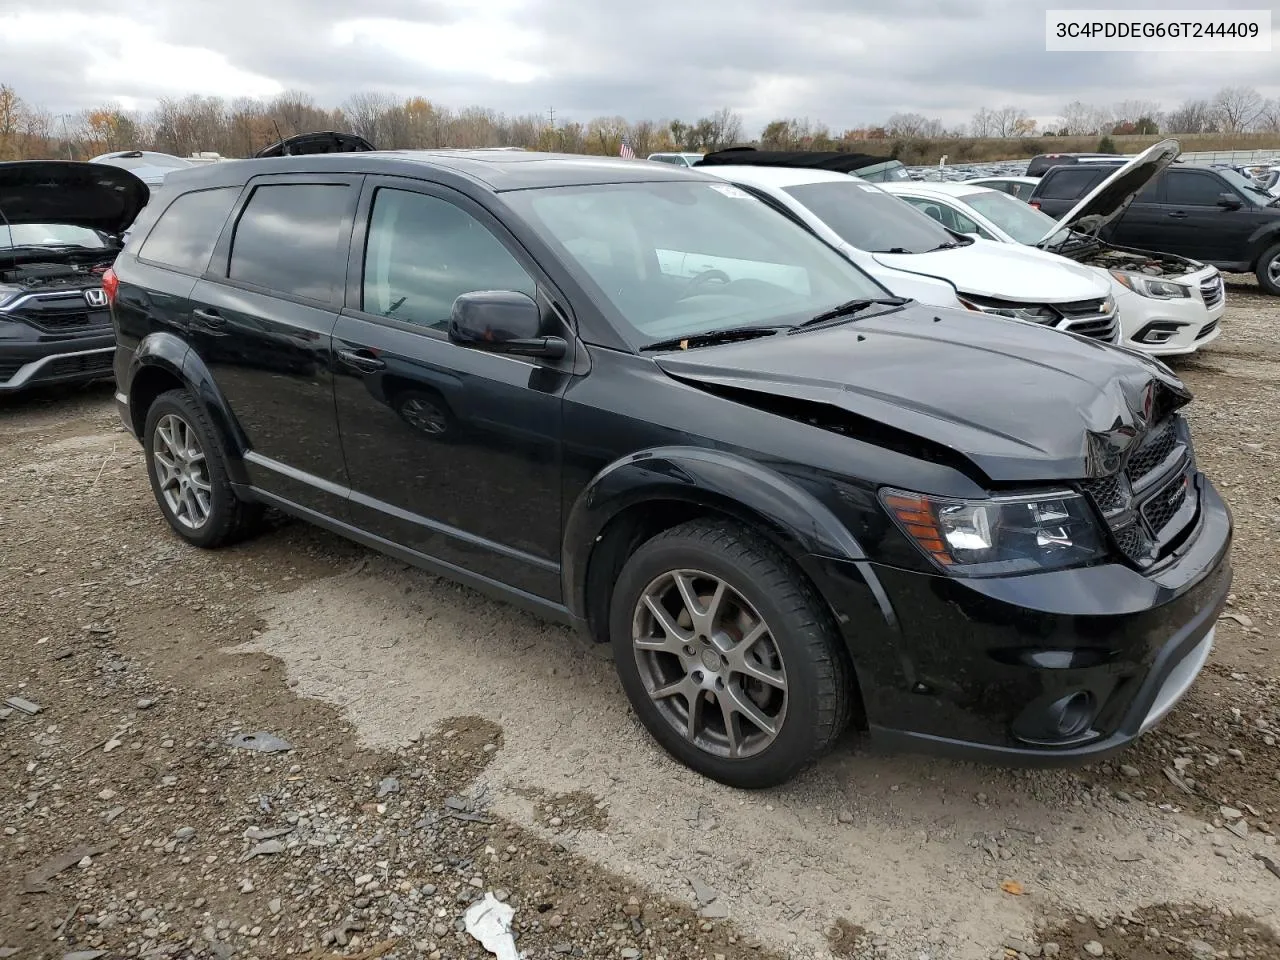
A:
[1050,691,1095,739]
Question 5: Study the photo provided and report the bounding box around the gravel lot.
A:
[3,279,1280,960]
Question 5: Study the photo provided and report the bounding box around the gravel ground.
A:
[2,277,1280,960]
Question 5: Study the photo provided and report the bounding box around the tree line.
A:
[0,82,1276,163]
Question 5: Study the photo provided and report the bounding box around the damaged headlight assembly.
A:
[880,488,1104,576]
[1110,272,1191,300]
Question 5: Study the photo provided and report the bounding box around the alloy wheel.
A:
[631,569,788,759]
[400,396,449,434]
[152,413,212,530]
[1269,255,1280,286]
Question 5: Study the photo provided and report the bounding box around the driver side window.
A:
[362,188,536,330]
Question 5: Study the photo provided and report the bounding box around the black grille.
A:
[1113,524,1151,563]
[1061,315,1119,342]
[1081,474,1125,514]
[44,353,113,377]
[1141,473,1189,534]
[1055,298,1111,318]
[1125,422,1179,485]
[1200,275,1223,308]
[0,360,22,383]
[3,291,110,333]
[1196,319,1219,340]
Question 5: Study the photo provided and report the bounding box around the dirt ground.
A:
[3,278,1280,960]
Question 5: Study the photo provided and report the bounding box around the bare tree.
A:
[1112,99,1163,127]
[0,84,26,159]
[969,107,996,138]
[1213,85,1263,133]
[342,92,395,145]
[989,105,1030,138]
[1058,101,1097,136]
[1258,98,1280,133]
[1165,98,1216,134]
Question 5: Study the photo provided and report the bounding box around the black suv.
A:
[0,162,146,394]
[1030,161,1280,294]
[107,151,1232,788]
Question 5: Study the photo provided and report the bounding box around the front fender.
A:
[562,445,868,622]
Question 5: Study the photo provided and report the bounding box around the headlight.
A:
[880,488,1104,576]
[1110,271,1191,300]
[957,297,1058,324]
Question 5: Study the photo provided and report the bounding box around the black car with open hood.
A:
[0,161,147,394]
[106,150,1231,788]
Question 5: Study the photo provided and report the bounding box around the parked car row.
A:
[86,146,1232,789]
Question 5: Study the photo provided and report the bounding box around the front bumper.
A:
[0,334,116,393]
[1114,269,1226,356]
[804,477,1232,765]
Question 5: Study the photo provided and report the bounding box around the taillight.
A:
[102,267,119,305]
[1028,201,1041,210]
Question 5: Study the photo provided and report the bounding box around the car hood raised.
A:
[871,238,1111,303]
[1038,139,1181,246]
[0,160,149,235]
[654,306,1189,483]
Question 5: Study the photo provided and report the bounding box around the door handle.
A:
[192,307,226,328]
[337,348,386,372]
[1167,211,1188,219]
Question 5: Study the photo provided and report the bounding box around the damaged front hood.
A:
[0,160,149,235]
[654,307,1190,483]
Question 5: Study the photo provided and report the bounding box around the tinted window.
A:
[1164,171,1227,206]
[228,183,352,300]
[138,187,239,273]
[783,180,956,253]
[1037,168,1104,201]
[505,180,887,345]
[362,188,535,329]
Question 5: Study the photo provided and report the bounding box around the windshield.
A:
[0,223,107,249]
[1218,167,1276,203]
[783,180,957,253]
[505,180,890,345]
[963,190,1067,245]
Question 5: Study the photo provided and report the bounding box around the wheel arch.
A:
[563,447,869,648]
[128,332,249,486]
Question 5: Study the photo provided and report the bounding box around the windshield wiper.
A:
[929,241,965,251]
[640,325,790,352]
[870,247,911,254]
[795,297,910,330]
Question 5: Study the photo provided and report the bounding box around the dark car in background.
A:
[0,161,147,394]
[1030,159,1280,294]
[106,150,1230,788]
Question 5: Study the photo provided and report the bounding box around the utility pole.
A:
[547,106,555,127]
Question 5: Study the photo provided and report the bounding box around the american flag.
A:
[619,133,635,160]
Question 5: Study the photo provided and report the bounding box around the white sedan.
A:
[880,156,1223,357]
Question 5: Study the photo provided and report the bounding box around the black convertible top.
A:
[695,148,894,172]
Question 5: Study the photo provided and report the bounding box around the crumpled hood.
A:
[0,160,149,235]
[871,238,1112,303]
[654,305,1189,483]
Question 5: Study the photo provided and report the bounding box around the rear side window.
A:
[228,183,353,301]
[1037,168,1104,201]
[137,187,239,274]
[1164,171,1227,206]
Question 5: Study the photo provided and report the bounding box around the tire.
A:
[142,388,263,548]
[1255,242,1280,296]
[609,519,854,789]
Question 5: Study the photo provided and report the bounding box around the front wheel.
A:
[143,389,263,548]
[1255,242,1280,296]
[609,519,854,789]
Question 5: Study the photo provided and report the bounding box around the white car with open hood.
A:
[881,139,1224,355]
[695,159,1121,345]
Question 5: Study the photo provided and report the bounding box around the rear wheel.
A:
[1256,242,1280,296]
[609,519,854,788]
[143,389,263,548]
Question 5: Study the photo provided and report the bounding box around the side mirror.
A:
[448,291,567,359]
[1218,192,1243,209]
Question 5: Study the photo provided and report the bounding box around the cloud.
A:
[0,0,1276,134]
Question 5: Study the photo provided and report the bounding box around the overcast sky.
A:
[0,0,1276,133]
